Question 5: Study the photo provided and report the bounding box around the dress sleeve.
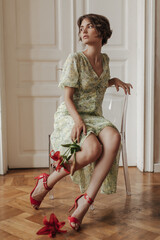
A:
[58,53,79,89]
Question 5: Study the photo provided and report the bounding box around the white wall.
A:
[154,0,160,164]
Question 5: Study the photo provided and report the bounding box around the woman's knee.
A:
[89,139,102,160]
[82,135,102,163]
[111,130,121,147]
[99,127,121,152]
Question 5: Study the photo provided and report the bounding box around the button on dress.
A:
[50,52,121,194]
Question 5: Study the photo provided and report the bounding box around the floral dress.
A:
[50,52,121,194]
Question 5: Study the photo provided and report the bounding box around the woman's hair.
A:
[77,13,112,46]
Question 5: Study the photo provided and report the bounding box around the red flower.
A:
[49,141,81,175]
[49,150,55,159]
[50,151,61,161]
[55,160,61,172]
[37,213,67,238]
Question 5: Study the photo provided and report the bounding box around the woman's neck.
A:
[83,45,102,63]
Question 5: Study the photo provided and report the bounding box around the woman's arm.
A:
[64,86,87,143]
[108,77,133,95]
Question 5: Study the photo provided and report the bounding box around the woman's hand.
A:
[71,119,87,143]
[64,87,87,143]
[109,78,133,95]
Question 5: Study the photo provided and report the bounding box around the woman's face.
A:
[79,18,102,46]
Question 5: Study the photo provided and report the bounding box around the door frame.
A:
[144,0,155,172]
[0,0,7,175]
[136,0,155,172]
[0,0,156,174]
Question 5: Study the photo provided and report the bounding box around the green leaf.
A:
[70,145,81,150]
[71,148,74,154]
[61,144,72,148]
[74,150,76,163]
[66,155,72,161]
[77,146,81,151]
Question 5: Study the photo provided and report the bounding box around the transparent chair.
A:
[48,86,131,198]
[102,86,131,196]
[48,135,55,199]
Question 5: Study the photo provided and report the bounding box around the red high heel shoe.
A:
[30,173,52,210]
[68,193,94,231]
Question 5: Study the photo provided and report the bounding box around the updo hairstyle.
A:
[77,13,112,46]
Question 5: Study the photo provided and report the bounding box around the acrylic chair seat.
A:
[102,86,131,196]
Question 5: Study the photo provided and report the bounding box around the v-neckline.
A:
[80,51,105,78]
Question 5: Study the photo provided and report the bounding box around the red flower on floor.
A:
[37,213,67,238]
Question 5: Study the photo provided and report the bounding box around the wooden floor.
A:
[0,167,160,240]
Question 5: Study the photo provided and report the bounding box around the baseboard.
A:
[154,163,160,172]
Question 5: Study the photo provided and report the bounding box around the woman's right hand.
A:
[71,119,87,143]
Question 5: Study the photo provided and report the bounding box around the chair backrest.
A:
[102,86,128,134]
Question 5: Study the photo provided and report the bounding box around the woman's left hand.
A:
[109,78,133,95]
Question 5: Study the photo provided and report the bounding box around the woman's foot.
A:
[31,179,48,205]
[30,173,52,209]
[68,193,94,231]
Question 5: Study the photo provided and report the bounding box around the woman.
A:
[30,13,132,231]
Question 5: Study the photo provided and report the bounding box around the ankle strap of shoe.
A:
[43,174,52,191]
[84,193,94,205]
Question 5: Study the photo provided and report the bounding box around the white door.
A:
[3,0,73,168]
[4,0,137,168]
[75,0,137,166]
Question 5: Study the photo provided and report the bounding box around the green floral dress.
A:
[50,52,121,194]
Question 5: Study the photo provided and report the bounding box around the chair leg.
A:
[121,133,131,196]
[48,134,54,200]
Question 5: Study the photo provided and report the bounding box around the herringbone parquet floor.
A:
[0,167,160,240]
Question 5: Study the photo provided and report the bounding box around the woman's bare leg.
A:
[31,133,102,203]
[70,126,121,230]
